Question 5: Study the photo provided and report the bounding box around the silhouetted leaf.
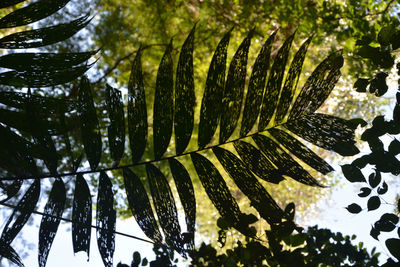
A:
[0,51,95,71]
[0,179,22,204]
[169,158,196,250]
[367,196,381,211]
[377,181,388,195]
[153,41,173,159]
[78,76,101,170]
[358,187,371,197]
[233,140,284,184]
[105,85,125,166]
[219,29,253,142]
[253,134,322,187]
[259,32,295,130]
[284,203,295,221]
[0,179,40,246]
[346,203,362,214]
[191,153,253,236]
[354,78,369,92]
[198,29,231,148]
[286,113,359,156]
[0,14,91,49]
[0,0,69,28]
[0,244,24,267]
[213,147,284,224]
[268,128,333,174]
[388,139,400,155]
[369,72,388,96]
[38,178,66,267]
[0,64,91,87]
[146,164,185,256]
[375,213,398,232]
[240,31,276,137]
[368,171,381,188]
[72,174,92,258]
[128,48,147,163]
[275,36,312,123]
[96,171,116,267]
[385,238,400,260]
[123,167,162,243]
[175,25,195,154]
[341,164,365,183]
[370,227,380,240]
[0,0,25,9]
[289,50,343,119]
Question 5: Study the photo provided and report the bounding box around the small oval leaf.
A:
[346,203,362,214]
[358,187,371,198]
[367,196,381,211]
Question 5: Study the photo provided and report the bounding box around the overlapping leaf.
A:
[38,178,66,267]
[0,244,24,267]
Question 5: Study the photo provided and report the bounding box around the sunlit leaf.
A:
[146,164,185,256]
[240,31,276,137]
[174,25,195,154]
[128,48,147,163]
[219,29,253,142]
[38,178,66,267]
[96,171,116,267]
[153,41,173,159]
[72,174,92,258]
[198,28,231,148]
[123,167,162,243]
[0,0,25,9]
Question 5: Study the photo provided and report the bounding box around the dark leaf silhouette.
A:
[96,171,116,267]
[0,0,25,9]
[368,171,381,188]
[0,14,91,49]
[123,167,162,243]
[385,238,400,261]
[72,174,92,258]
[174,25,195,154]
[346,203,362,214]
[0,0,69,28]
[198,29,231,148]
[153,41,173,159]
[258,32,295,130]
[240,31,276,137]
[0,179,22,204]
[146,164,185,256]
[0,244,24,267]
[105,85,125,166]
[367,196,381,211]
[78,76,102,170]
[38,178,66,267]
[128,48,147,163]
[341,164,366,183]
[358,187,371,197]
[169,158,196,250]
[0,179,40,246]
[219,29,253,142]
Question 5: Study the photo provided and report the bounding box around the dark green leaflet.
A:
[289,50,343,119]
[0,64,91,87]
[38,178,66,267]
[268,128,333,174]
[191,153,253,236]
[146,164,185,256]
[0,244,24,267]
[219,30,253,143]
[174,25,195,154]
[198,29,231,149]
[0,14,91,49]
[0,179,40,246]
[96,172,116,267]
[0,179,22,204]
[123,167,162,243]
[258,32,295,131]
[252,134,323,187]
[0,0,25,9]
[0,51,95,71]
[78,76,102,170]
[0,0,70,28]
[25,94,59,175]
[0,91,77,114]
[240,31,276,137]
[285,113,359,156]
[169,158,196,250]
[153,41,173,159]
[275,36,312,123]
[213,147,284,224]
[233,140,284,184]
[72,174,92,258]
[128,48,147,163]
[105,85,125,166]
